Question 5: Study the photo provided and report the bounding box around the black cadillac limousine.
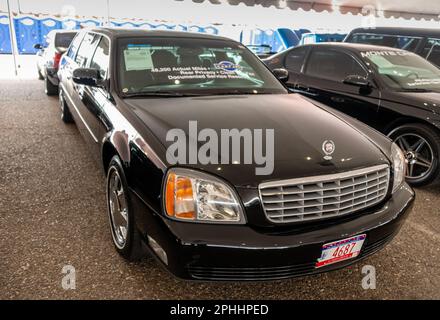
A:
[57,28,414,280]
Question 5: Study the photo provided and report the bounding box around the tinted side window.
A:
[306,49,367,82]
[90,37,110,79]
[75,33,100,67]
[421,38,440,67]
[67,33,84,60]
[285,47,307,73]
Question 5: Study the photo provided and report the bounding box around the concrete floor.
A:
[0,79,439,299]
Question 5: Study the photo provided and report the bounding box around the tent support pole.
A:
[6,0,19,76]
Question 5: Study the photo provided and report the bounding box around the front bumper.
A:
[133,183,414,281]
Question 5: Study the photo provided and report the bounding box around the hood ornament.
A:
[322,140,335,160]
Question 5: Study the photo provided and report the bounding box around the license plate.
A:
[316,234,366,268]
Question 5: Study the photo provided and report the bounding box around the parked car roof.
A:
[86,27,233,41]
[298,42,409,53]
[347,27,440,38]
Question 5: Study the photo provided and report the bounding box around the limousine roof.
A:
[86,27,233,42]
[347,27,440,38]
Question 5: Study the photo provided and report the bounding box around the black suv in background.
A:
[264,43,440,186]
[34,30,77,95]
[344,27,440,67]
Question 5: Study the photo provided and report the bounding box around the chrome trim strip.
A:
[259,164,389,189]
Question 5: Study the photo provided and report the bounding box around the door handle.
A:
[75,85,85,99]
[296,84,309,92]
[331,96,345,103]
[296,84,319,96]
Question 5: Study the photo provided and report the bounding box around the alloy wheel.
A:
[394,133,434,180]
[108,167,129,249]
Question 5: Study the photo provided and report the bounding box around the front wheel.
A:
[388,123,440,186]
[106,155,144,261]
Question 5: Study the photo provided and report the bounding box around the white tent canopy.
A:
[180,0,440,20]
[1,0,439,33]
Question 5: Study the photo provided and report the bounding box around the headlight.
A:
[391,142,406,193]
[164,168,245,224]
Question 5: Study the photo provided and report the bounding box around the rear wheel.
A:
[106,155,144,261]
[59,89,73,123]
[388,123,440,186]
[45,76,58,96]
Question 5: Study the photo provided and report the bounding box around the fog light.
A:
[147,235,168,265]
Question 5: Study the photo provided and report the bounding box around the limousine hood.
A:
[125,93,390,187]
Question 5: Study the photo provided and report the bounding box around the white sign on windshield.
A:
[124,47,153,71]
[407,79,440,87]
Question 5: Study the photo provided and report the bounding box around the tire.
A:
[37,67,44,80]
[59,89,74,123]
[45,76,58,96]
[106,155,144,261]
[388,123,440,186]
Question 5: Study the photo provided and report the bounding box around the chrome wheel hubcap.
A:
[394,133,434,180]
[108,168,128,248]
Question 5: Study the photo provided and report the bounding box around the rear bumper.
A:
[46,67,59,86]
[132,183,414,281]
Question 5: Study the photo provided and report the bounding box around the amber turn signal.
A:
[165,172,196,219]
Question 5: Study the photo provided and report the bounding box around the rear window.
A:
[285,46,308,73]
[55,32,77,49]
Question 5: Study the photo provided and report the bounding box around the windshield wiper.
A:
[123,91,201,98]
[200,91,276,96]
[399,88,435,93]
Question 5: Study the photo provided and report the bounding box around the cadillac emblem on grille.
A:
[322,140,335,160]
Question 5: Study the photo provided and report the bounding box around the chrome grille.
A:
[259,164,390,223]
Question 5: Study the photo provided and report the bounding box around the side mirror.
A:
[272,68,289,83]
[34,44,43,50]
[72,68,101,87]
[343,75,371,87]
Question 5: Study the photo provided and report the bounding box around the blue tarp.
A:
[301,33,347,45]
[0,15,12,54]
[241,28,287,53]
[0,15,223,55]
[14,16,40,54]
[39,18,62,45]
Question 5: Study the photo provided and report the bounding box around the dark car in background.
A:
[264,43,440,186]
[344,27,440,67]
[247,44,277,59]
[34,29,77,95]
[56,28,414,281]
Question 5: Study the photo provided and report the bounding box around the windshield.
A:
[360,50,440,91]
[117,37,287,96]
